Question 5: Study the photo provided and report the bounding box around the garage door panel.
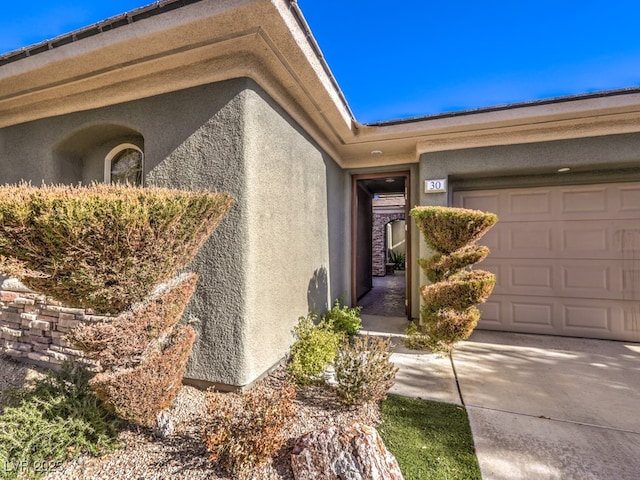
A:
[560,261,619,299]
[488,258,625,300]
[509,190,552,216]
[479,295,640,341]
[455,191,500,213]
[454,181,640,342]
[623,307,640,337]
[511,301,554,327]
[619,185,640,213]
[560,187,608,215]
[562,303,611,333]
[488,220,633,260]
[477,300,501,326]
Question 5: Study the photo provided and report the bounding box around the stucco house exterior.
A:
[1,0,638,390]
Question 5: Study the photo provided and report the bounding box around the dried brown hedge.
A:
[0,183,233,314]
[88,324,196,428]
[66,273,198,370]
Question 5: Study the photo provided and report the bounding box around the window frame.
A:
[104,143,144,185]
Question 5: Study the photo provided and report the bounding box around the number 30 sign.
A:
[424,178,447,193]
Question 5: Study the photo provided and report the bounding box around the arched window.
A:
[104,144,143,185]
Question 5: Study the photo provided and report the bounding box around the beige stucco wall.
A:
[416,133,640,290]
[0,77,348,389]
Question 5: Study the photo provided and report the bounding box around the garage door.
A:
[453,182,640,342]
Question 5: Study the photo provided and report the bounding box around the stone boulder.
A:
[291,422,404,480]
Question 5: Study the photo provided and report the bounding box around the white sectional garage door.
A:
[453,182,640,342]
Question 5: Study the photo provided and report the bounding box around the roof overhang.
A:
[1,0,640,168]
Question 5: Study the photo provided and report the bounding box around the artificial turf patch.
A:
[379,395,481,480]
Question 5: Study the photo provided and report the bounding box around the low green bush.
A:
[203,380,296,479]
[287,314,341,385]
[0,364,120,480]
[0,183,233,314]
[322,298,362,337]
[334,335,398,406]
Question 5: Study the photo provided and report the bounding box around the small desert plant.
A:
[203,380,296,478]
[287,313,341,385]
[0,364,120,480]
[0,183,233,314]
[322,298,362,337]
[334,335,398,406]
[388,250,406,270]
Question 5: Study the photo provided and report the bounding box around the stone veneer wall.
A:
[0,280,109,369]
[372,212,405,276]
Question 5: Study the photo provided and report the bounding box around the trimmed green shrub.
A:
[403,322,432,351]
[420,271,496,311]
[287,314,341,385]
[419,306,482,352]
[0,183,233,314]
[410,206,497,254]
[203,380,296,478]
[0,364,120,480]
[418,245,489,283]
[334,335,398,406]
[322,298,362,337]
[408,205,497,352]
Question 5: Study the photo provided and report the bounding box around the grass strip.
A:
[380,395,481,480]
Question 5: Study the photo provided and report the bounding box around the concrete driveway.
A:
[387,328,640,480]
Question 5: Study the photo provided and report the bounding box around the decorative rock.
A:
[291,422,404,480]
[155,411,175,438]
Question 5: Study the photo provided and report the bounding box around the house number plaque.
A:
[424,178,447,193]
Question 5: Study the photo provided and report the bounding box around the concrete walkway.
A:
[363,316,640,480]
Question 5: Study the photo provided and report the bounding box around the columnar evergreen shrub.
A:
[0,183,233,314]
[409,206,497,351]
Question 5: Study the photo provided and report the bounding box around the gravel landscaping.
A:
[1,356,381,480]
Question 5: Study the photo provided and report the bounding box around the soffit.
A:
[1,0,640,169]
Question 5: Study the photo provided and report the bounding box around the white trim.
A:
[104,143,144,184]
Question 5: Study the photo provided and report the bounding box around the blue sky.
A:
[2,1,639,123]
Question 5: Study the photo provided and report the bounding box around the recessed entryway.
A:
[351,171,411,319]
